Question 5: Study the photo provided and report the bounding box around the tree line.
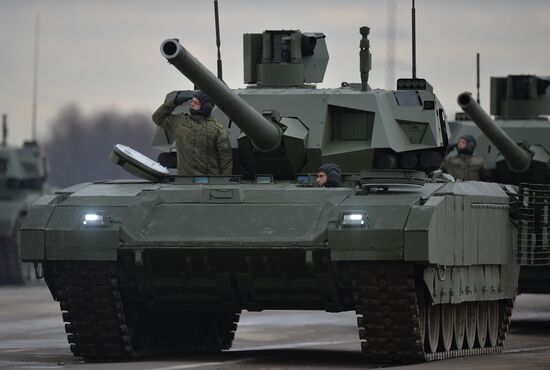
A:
[42,105,157,188]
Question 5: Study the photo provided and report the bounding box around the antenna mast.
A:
[2,114,7,146]
[411,0,416,79]
[386,0,396,89]
[476,52,480,104]
[214,0,223,80]
[31,12,40,142]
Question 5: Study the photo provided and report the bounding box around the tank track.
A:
[0,217,26,285]
[49,262,240,360]
[351,262,514,363]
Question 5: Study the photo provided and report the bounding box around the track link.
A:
[352,262,514,363]
[49,261,240,361]
[52,262,136,360]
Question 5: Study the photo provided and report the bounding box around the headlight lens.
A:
[81,212,109,227]
[339,212,368,228]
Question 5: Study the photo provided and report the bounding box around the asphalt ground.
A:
[1,284,549,369]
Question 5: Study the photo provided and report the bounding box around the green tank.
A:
[1,114,48,284]
[20,27,519,363]
[455,81,550,294]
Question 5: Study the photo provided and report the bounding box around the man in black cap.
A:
[316,163,342,187]
[441,135,490,181]
[152,90,232,176]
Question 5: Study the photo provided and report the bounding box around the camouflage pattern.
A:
[441,154,490,181]
[152,100,232,176]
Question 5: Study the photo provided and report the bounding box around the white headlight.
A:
[340,212,368,228]
[82,212,108,227]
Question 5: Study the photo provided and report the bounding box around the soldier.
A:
[152,90,232,176]
[316,163,342,187]
[441,135,490,181]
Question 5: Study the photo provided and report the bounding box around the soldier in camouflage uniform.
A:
[441,135,491,181]
[152,91,232,176]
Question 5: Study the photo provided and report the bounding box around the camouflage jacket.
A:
[152,100,232,176]
[441,154,491,181]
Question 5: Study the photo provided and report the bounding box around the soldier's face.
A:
[457,138,468,150]
[316,171,327,187]
[190,97,201,112]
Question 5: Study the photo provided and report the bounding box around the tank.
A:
[0,114,48,284]
[20,27,519,363]
[456,85,550,294]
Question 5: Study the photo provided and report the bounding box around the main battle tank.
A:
[456,81,550,294]
[20,26,519,363]
[0,114,48,284]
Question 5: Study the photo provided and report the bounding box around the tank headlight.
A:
[339,212,368,228]
[81,212,109,227]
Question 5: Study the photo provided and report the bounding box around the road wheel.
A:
[487,300,499,347]
[476,301,488,347]
[452,303,466,350]
[439,304,453,351]
[425,303,440,353]
[464,302,477,349]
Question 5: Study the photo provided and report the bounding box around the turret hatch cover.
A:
[110,144,169,182]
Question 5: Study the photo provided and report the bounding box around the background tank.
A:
[0,114,48,284]
[456,87,550,294]
[20,20,519,363]
[451,75,550,184]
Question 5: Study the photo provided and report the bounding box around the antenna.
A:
[411,0,416,79]
[386,0,396,89]
[214,0,223,80]
[2,114,7,146]
[31,12,40,142]
[476,52,480,104]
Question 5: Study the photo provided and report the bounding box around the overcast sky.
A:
[1,0,549,146]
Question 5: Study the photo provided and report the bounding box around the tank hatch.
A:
[110,144,169,182]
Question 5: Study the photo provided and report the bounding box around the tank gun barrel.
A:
[160,39,282,152]
[458,92,531,173]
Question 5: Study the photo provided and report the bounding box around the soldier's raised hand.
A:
[173,90,195,105]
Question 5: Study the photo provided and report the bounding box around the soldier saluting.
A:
[441,135,491,181]
[152,90,233,176]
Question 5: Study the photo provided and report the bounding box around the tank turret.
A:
[457,92,550,184]
[0,115,48,192]
[491,75,550,119]
[159,29,450,179]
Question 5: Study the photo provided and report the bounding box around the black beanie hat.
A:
[191,91,215,117]
[318,163,342,187]
[457,134,477,155]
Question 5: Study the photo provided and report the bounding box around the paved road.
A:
[1,284,549,369]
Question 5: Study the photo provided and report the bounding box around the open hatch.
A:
[110,144,170,182]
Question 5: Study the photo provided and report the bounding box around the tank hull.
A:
[21,179,519,362]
